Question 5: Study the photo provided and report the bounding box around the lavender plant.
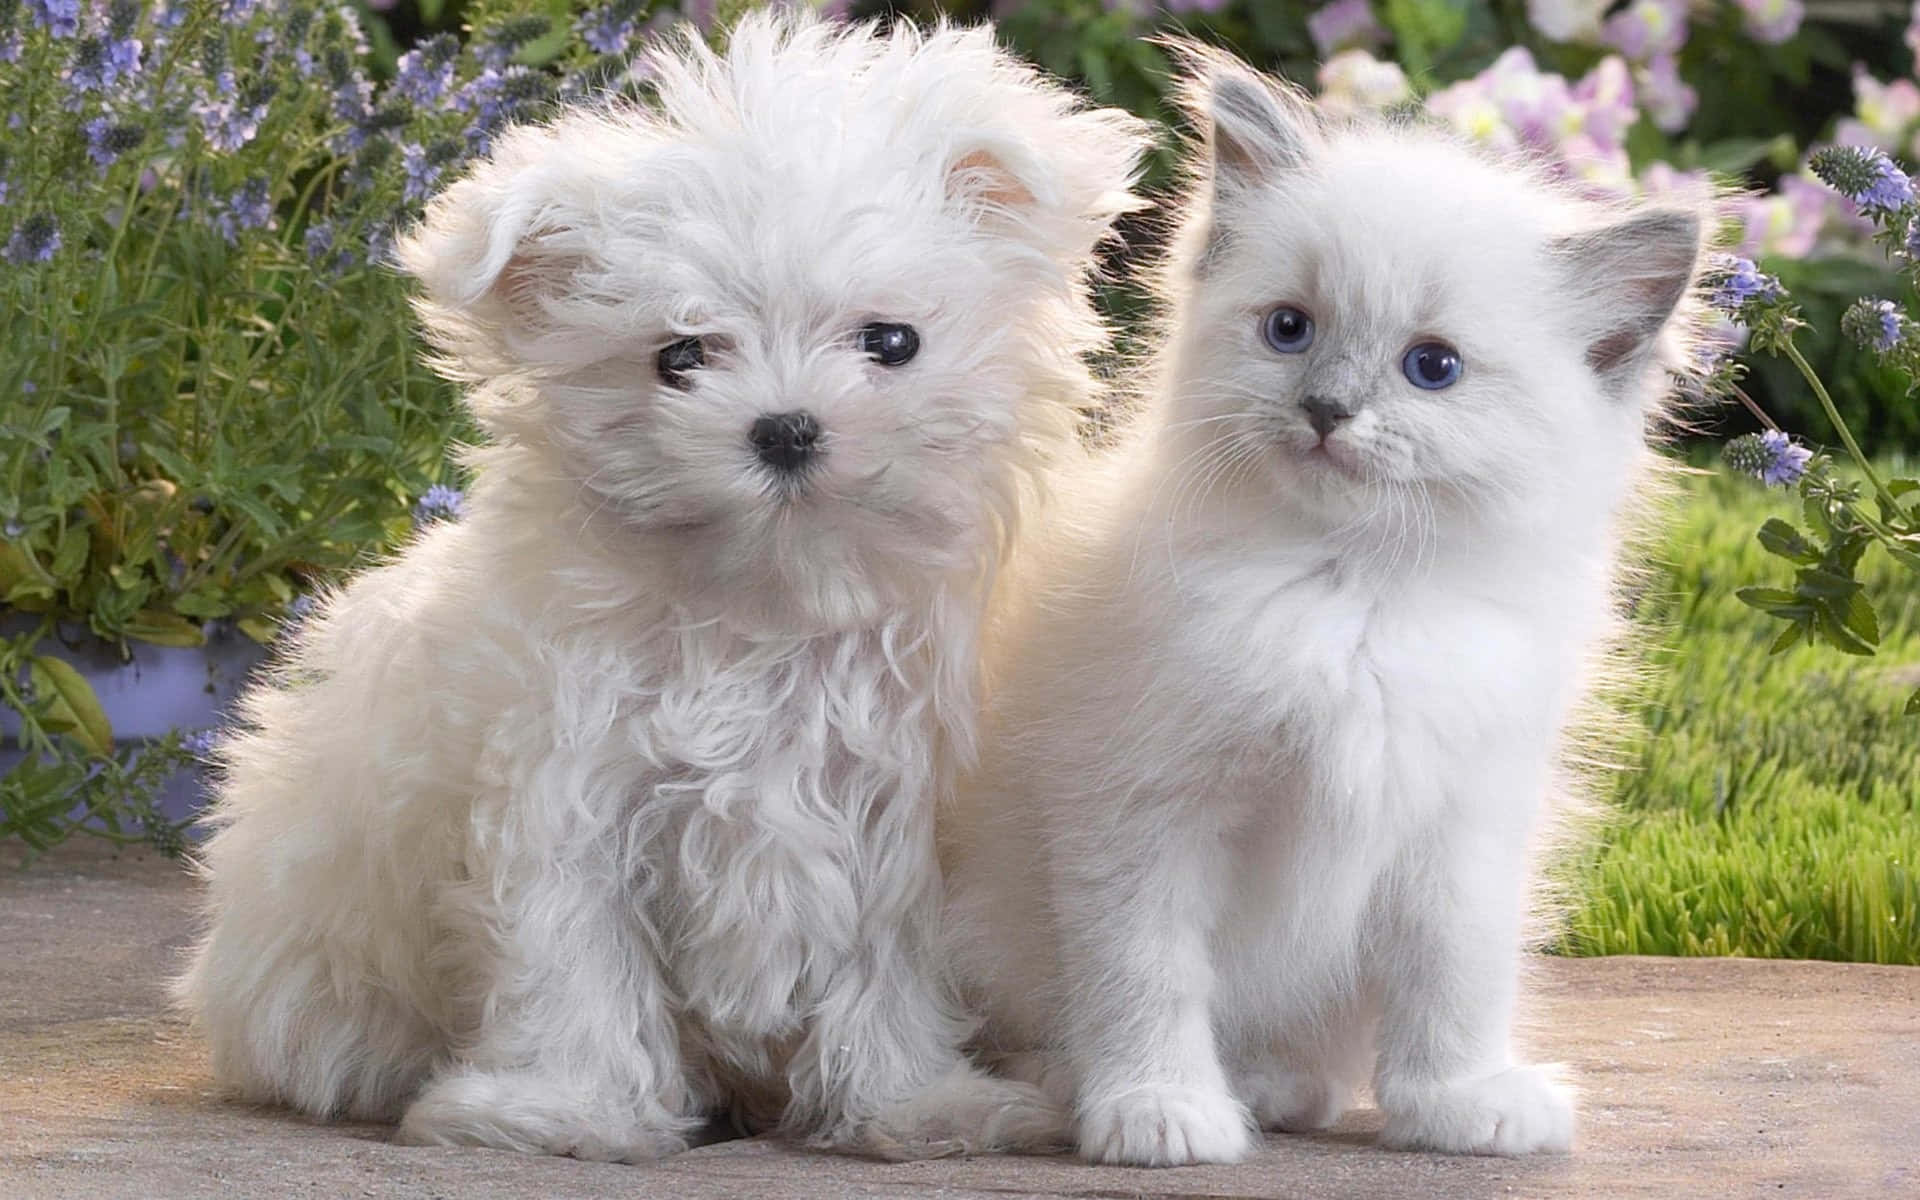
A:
[0,0,705,852]
[1705,144,1920,716]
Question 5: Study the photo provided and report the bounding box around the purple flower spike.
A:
[1757,430,1811,487]
[29,0,82,38]
[4,213,61,264]
[413,484,465,526]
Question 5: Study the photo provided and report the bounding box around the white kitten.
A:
[943,49,1703,1166]
[175,13,1147,1162]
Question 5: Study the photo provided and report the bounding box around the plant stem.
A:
[1782,338,1904,515]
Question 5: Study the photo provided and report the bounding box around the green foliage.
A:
[1561,465,1920,963]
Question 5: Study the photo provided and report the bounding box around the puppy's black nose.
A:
[1301,395,1354,440]
[750,411,821,472]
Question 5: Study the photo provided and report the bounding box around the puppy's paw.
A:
[1235,1064,1350,1133]
[1379,1064,1574,1156]
[1076,1083,1253,1166]
[396,1068,689,1163]
[843,1069,1071,1160]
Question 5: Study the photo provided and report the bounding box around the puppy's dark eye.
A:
[657,337,706,389]
[858,322,919,367]
[1262,306,1314,354]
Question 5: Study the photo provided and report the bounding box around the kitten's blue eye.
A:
[859,322,919,366]
[1262,306,1315,354]
[657,337,706,389]
[1402,341,1463,390]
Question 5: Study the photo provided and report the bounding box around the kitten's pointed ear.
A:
[1176,47,1316,196]
[1552,208,1704,393]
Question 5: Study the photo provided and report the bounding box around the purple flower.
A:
[213,177,273,243]
[577,6,636,56]
[29,0,80,37]
[2,517,24,539]
[400,142,440,203]
[1844,297,1908,353]
[413,484,465,525]
[0,34,20,63]
[180,728,222,760]
[1872,301,1903,351]
[83,117,143,168]
[394,35,458,108]
[1636,54,1696,133]
[1306,0,1384,58]
[1811,145,1917,213]
[304,221,333,259]
[4,213,61,264]
[1601,0,1686,61]
[1709,254,1783,315]
[1736,0,1803,44]
[1758,430,1811,487]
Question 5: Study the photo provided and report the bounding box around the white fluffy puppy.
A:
[175,13,1147,1162]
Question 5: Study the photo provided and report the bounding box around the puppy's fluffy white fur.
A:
[943,51,1705,1166]
[175,13,1147,1161]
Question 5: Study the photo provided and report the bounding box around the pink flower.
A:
[1638,161,1715,205]
[1306,0,1384,59]
[1572,56,1637,151]
[1636,54,1698,133]
[1602,0,1687,62]
[1737,175,1837,261]
[1525,0,1608,42]
[1735,0,1804,45]
[1846,70,1920,152]
[1316,49,1409,112]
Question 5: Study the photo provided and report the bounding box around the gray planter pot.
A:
[1,619,270,824]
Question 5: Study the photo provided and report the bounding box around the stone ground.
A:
[2,842,1915,1200]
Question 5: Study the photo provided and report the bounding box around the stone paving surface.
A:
[2,841,1915,1199]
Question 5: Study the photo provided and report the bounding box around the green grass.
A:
[1560,459,1920,964]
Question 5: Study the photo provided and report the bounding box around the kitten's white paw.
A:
[1235,1065,1350,1132]
[1379,1064,1574,1156]
[842,1069,1071,1161]
[396,1068,688,1163]
[1076,1084,1254,1166]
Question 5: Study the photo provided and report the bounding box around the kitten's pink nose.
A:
[1301,395,1354,440]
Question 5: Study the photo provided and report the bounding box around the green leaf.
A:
[1812,602,1876,656]
[27,655,114,757]
[1794,566,1861,600]
[49,525,89,578]
[1837,590,1880,650]
[1756,518,1820,564]
[123,610,205,648]
[1905,688,1919,717]
[1768,621,1805,655]
[1735,586,1803,613]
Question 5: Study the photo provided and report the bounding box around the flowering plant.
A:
[1705,144,1920,716]
[0,0,712,852]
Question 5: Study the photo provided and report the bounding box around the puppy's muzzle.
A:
[750,411,821,473]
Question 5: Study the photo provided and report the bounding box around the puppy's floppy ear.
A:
[1170,43,1317,201]
[1550,208,1704,396]
[929,29,1152,264]
[395,115,622,381]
